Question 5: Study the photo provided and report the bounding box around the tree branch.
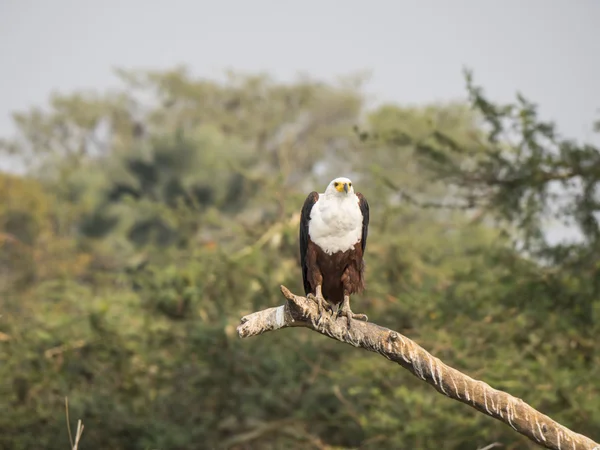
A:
[237,286,600,450]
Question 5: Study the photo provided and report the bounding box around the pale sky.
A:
[1,0,598,140]
[0,0,598,242]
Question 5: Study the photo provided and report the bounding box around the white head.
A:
[324,177,355,197]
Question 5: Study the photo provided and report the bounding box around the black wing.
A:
[299,191,319,295]
[357,192,369,253]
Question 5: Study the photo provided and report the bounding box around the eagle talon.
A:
[341,311,369,328]
[313,292,332,327]
[339,295,368,328]
[329,304,339,321]
[316,304,327,327]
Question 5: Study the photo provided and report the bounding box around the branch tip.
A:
[280,284,294,300]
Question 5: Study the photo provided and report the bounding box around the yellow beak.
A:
[335,183,349,193]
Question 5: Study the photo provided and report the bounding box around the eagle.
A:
[299,177,370,326]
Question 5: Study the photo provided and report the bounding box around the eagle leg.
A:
[310,285,333,326]
[339,294,368,327]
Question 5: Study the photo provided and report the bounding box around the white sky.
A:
[1,0,598,139]
[1,0,599,241]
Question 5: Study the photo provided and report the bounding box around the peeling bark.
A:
[237,285,600,450]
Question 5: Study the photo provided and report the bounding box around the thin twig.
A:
[46,340,86,359]
[65,397,74,449]
[65,396,84,450]
[477,443,502,450]
[73,420,84,450]
[221,418,299,448]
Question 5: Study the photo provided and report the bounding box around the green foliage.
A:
[0,68,598,449]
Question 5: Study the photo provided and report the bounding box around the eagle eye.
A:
[349,183,352,187]
[334,182,339,187]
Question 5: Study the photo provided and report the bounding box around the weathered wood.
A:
[237,285,600,450]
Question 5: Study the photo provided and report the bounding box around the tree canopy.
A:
[0,67,598,449]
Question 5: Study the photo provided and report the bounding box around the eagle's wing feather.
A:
[357,192,369,254]
[300,191,319,295]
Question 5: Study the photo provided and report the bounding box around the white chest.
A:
[308,195,363,254]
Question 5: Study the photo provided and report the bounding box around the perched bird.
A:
[299,177,370,326]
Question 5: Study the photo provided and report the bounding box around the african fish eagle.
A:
[299,177,370,326]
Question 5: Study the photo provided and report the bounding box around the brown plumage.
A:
[304,230,365,306]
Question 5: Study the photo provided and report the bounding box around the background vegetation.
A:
[0,67,598,449]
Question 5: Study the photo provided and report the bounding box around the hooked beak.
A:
[343,183,349,193]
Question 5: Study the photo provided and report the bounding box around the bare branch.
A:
[45,340,86,359]
[237,286,600,450]
[478,443,502,450]
[221,418,299,448]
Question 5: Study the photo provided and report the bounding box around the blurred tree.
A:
[0,68,597,450]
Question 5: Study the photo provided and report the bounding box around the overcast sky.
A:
[1,0,598,140]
